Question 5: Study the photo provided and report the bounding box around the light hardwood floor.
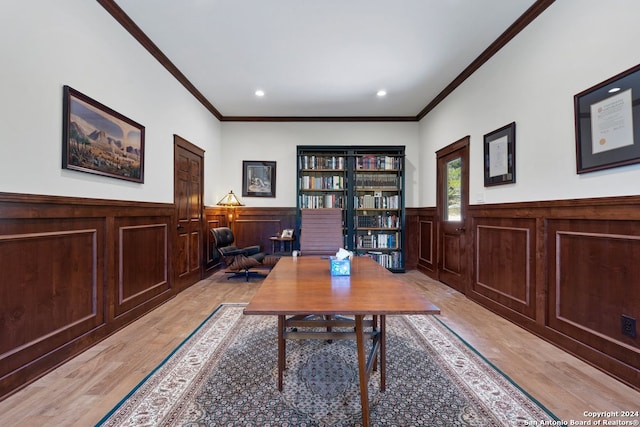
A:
[0,270,638,426]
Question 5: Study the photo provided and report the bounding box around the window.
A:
[444,157,462,221]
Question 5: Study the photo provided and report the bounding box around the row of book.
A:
[356,155,401,170]
[299,175,345,190]
[298,196,400,210]
[299,194,345,209]
[356,232,399,249]
[355,194,400,209]
[298,155,401,171]
[355,214,400,228]
[354,174,398,189]
[299,155,345,170]
[365,251,403,270]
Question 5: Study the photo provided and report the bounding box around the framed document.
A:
[574,64,640,173]
[484,122,516,186]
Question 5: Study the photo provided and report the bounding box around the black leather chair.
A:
[210,227,279,280]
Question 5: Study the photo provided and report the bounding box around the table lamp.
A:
[216,190,244,227]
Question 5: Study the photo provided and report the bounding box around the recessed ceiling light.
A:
[377,90,387,97]
[608,87,621,93]
[255,89,265,97]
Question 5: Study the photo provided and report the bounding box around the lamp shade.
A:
[216,190,244,207]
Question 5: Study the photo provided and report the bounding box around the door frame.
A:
[435,136,470,294]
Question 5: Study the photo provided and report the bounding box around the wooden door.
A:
[174,135,204,291]
[436,136,469,294]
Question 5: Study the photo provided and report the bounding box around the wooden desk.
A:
[244,256,440,426]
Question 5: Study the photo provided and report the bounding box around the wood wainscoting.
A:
[203,206,227,274]
[409,197,639,390]
[2,193,637,398]
[204,206,297,260]
[407,207,437,275]
[469,196,640,390]
[0,192,175,399]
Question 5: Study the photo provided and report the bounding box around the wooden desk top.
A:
[244,256,440,316]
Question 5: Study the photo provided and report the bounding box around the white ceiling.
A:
[113,0,539,118]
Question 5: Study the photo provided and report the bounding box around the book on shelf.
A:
[354,173,398,189]
[355,232,399,249]
[355,214,399,228]
[366,250,403,269]
[355,194,399,209]
[300,175,344,190]
[356,155,401,170]
[299,194,344,209]
[299,155,345,170]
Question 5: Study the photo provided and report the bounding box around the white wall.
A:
[219,122,420,207]
[418,0,640,207]
[0,0,222,205]
[5,0,639,209]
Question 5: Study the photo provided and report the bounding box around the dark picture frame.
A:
[242,160,276,197]
[62,85,145,183]
[574,64,640,174]
[484,122,516,186]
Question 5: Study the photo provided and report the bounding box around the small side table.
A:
[269,236,295,255]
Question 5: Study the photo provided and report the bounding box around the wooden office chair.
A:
[296,208,348,334]
[299,208,343,256]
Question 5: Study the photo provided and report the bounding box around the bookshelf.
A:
[297,145,405,272]
[297,152,347,210]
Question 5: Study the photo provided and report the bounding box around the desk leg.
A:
[380,315,386,391]
[355,315,370,427]
[372,315,378,372]
[278,315,285,391]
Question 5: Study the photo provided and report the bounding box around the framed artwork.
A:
[62,85,145,183]
[574,64,640,174]
[281,229,294,238]
[242,160,276,197]
[484,122,516,186]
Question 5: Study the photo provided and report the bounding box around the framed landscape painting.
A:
[62,85,145,183]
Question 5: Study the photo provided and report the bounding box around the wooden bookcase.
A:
[296,145,405,272]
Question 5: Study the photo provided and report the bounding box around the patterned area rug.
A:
[96,304,558,426]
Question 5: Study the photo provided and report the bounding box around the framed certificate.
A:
[574,64,640,174]
[484,122,515,186]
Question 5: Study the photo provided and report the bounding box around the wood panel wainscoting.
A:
[468,196,640,390]
[407,207,437,275]
[0,192,175,399]
[204,206,297,262]
[203,206,227,274]
[2,194,637,399]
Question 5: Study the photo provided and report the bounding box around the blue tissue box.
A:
[329,256,351,276]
